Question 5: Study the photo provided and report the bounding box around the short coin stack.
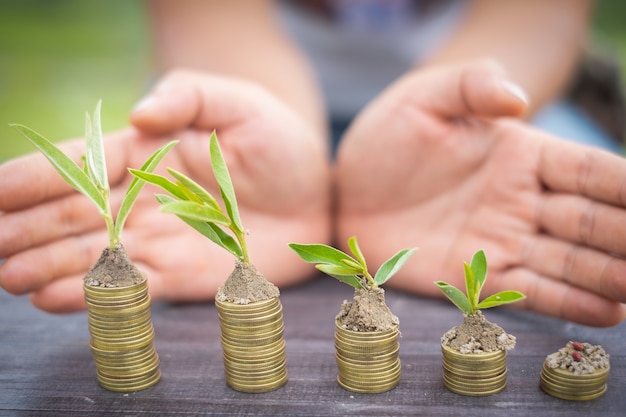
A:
[216,297,288,393]
[334,321,401,393]
[84,280,161,392]
[441,344,507,396]
[540,362,609,401]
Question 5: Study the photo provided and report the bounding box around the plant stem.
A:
[102,198,119,249]
[234,228,250,264]
[363,270,376,290]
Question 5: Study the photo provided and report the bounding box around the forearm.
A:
[421,0,594,116]
[146,0,326,135]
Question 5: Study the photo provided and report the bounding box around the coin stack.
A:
[540,363,609,401]
[215,297,288,393]
[441,344,507,396]
[84,280,161,392]
[334,321,401,394]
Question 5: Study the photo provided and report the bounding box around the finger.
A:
[0,230,107,296]
[0,192,103,258]
[130,69,260,135]
[493,267,625,327]
[29,275,87,313]
[408,59,529,120]
[522,233,626,304]
[538,193,626,256]
[538,135,626,207]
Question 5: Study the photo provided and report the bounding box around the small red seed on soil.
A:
[571,351,583,362]
[571,342,585,351]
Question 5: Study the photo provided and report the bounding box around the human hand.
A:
[335,60,626,327]
[0,70,331,313]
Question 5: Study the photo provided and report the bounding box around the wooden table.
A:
[1,277,624,416]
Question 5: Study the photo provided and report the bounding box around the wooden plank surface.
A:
[1,277,624,416]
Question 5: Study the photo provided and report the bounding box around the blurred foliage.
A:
[0,0,625,161]
[0,0,151,161]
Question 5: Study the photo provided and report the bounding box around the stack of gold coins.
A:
[334,321,401,394]
[216,297,288,393]
[441,344,507,396]
[84,280,161,392]
[540,363,609,401]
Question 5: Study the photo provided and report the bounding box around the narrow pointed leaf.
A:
[155,195,242,258]
[11,124,106,212]
[463,262,476,309]
[476,290,526,310]
[347,236,367,271]
[209,132,244,233]
[341,258,364,273]
[160,200,230,225]
[435,281,473,315]
[316,264,365,289]
[88,100,108,191]
[129,169,187,201]
[374,248,417,286]
[167,168,221,211]
[470,249,488,301]
[115,140,178,237]
[288,243,355,267]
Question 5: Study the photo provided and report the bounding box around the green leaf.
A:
[288,243,355,267]
[435,281,473,315]
[209,132,244,233]
[155,195,243,258]
[341,258,364,272]
[374,248,417,287]
[470,249,488,304]
[463,262,476,309]
[316,264,365,290]
[160,200,230,225]
[347,236,367,271]
[85,100,108,191]
[167,168,222,211]
[476,290,526,310]
[129,169,188,201]
[115,140,178,237]
[11,123,106,212]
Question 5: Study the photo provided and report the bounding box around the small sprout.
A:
[289,237,417,290]
[130,131,250,263]
[571,351,583,362]
[11,101,177,249]
[434,249,526,316]
[571,341,585,352]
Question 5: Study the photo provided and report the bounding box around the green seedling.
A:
[130,131,249,263]
[435,249,525,315]
[289,237,417,290]
[11,101,177,249]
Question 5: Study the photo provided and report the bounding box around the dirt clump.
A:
[337,287,398,332]
[84,244,145,288]
[216,259,280,304]
[441,310,516,353]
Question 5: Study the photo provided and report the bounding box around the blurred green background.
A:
[1,0,625,161]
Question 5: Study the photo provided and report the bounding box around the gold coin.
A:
[97,369,161,393]
[226,374,288,394]
[442,362,506,379]
[337,373,400,394]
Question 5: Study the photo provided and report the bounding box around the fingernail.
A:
[132,95,157,113]
[501,80,529,105]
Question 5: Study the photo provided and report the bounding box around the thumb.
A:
[412,60,529,120]
[130,70,255,135]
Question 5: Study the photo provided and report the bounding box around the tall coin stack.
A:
[540,363,609,401]
[216,297,288,393]
[84,280,161,392]
[441,344,507,396]
[334,321,401,393]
